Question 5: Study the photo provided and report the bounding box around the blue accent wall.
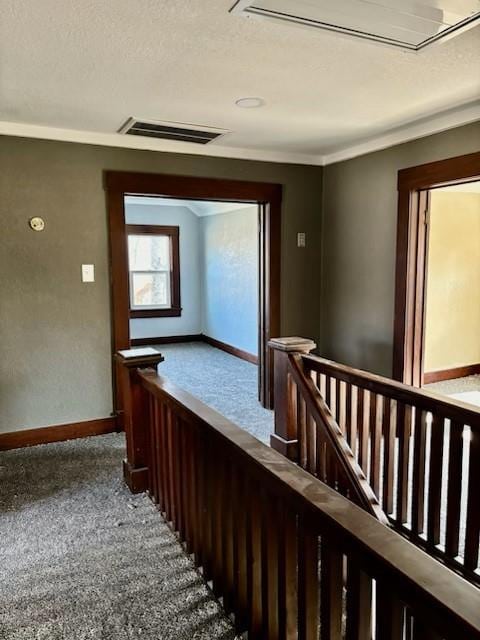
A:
[201,206,258,355]
[125,199,259,355]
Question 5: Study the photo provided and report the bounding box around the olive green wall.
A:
[3,122,479,433]
[321,121,480,377]
[0,136,322,433]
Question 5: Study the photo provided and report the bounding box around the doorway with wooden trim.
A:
[105,171,281,420]
[393,152,480,392]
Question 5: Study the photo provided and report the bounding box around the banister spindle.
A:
[269,337,316,461]
[114,347,164,493]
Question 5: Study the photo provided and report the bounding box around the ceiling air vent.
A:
[119,118,228,144]
[230,0,480,51]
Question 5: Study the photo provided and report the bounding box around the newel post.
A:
[268,337,317,461]
[114,347,164,493]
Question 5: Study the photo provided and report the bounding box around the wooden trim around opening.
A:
[424,363,480,385]
[397,151,480,191]
[105,170,281,410]
[393,151,480,386]
[0,417,118,451]
[202,334,258,364]
[130,334,202,346]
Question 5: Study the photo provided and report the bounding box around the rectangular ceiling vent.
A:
[120,118,228,144]
[230,0,480,51]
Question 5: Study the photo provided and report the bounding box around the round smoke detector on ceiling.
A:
[235,97,265,108]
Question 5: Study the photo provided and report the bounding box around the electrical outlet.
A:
[297,232,306,248]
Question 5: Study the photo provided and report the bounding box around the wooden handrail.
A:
[269,339,480,588]
[117,352,480,639]
[304,354,480,426]
[288,353,388,524]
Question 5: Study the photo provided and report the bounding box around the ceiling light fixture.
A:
[235,97,265,108]
[230,0,480,52]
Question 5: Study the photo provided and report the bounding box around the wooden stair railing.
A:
[116,347,480,640]
[287,351,388,524]
[115,347,165,492]
[270,338,480,588]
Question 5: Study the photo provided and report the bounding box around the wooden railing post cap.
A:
[114,347,164,369]
[268,337,316,353]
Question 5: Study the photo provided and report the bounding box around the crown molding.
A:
[0,120,320,166]
[320,100,480,166]
[0,99,478,169]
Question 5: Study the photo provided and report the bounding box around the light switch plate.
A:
[82,264,95,282]
[297,232,306,248]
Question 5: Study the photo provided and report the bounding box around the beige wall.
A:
[0,136,322,433]
[321,121,480,377]
[424,191,480,372]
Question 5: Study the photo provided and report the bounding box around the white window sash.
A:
[129,269,171,310]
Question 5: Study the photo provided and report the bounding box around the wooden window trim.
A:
[126,224,181,319]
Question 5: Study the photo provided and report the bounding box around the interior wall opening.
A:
[124,194,260,361]
[422,180,480,407]
[393,151,480,391]
[105,171,282,416]
[121,193,273,438]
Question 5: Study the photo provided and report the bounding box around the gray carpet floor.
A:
[425,374,480,409]
[155,342,273,444]
[0,434,236,640]
[424,374,480,396]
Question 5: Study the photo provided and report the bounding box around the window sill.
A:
[130,307,182,319]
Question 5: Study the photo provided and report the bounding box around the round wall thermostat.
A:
[29,216,45,231]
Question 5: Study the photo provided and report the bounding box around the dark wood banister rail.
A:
[269,337,317,458]
[288,352,388,524]
[269,337,388,524]
[116,347,480,639]
[303,354,480,427]
[269,338,480,588]
[115,347,165,493]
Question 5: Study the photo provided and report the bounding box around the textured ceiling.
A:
[0,0,479,161]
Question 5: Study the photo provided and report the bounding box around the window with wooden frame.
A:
[126,225,181,318]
